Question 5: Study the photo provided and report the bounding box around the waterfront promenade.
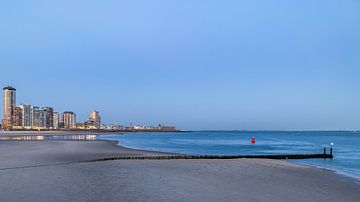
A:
[0,139,359,201]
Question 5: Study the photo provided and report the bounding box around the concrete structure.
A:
[2,86,16,130]
[53,112,60,129]
[31,106,41,128]
[89,110,101,129]
[14,107,23,127]
[42,107,54,129]
[63,111,76,129]
[19,104,32,128]
[77,121,94,130]
[39,110,45,127]
[58,113,64,129]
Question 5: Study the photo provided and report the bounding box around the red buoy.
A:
[251,136,256,144]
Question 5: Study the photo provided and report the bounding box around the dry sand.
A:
[0,140,359,202]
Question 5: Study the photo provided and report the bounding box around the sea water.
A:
[99,131,360,180]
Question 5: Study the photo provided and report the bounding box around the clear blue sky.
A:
[1,0,359,130]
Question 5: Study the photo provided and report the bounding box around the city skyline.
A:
[1,1,360,130]
[1,86,102,130]
[1,85,176,131]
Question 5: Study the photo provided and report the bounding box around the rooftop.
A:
[3,86,16,91]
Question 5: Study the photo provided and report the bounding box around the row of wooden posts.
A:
[85,149,333,163]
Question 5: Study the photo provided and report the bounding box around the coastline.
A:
[0,130,123,136]
[0,130,186,136]
[107,137,360,183]
[1,130,358,182]
[292,160,360,183]
[1,130,358,183]
[0,138,359,201]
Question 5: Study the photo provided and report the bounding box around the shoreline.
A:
[0,130,186,136]
[292,160,360,184]
[1,130,358,183]
[0,131,358,183]
[0,139,359,201]
[0,130,122,136]
[108,138,360,183]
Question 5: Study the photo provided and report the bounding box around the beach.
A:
[0,140,359,202]
[0,130,119,136]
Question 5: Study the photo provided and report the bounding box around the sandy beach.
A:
[0,130,120,136]
[0,140,359,202]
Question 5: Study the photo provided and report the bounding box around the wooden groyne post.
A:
[87,151,333,163]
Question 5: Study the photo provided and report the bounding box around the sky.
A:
[0,0,359,130]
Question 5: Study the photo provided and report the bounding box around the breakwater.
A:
[87,153,333,162]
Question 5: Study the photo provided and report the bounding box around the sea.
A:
[99,131,360,181]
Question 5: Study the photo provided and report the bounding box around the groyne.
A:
[87,153,333,162]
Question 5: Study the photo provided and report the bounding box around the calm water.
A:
[100,131,360,180]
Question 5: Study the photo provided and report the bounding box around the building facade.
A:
[2,86,16,130]
[53,112,59,130]
[14,107,23,127]
[42,107,54,129]
[20,104,32,128]
[58,113,64,129]
[63,111,76,129]
[89,110,101,129]
[31,106,41,128]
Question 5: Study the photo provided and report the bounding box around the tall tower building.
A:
[31,106,41,128]
[2,86,16,130]
[63,111,76,129]
[14,107,23,127]
[58,113,64,129]
[89,110,101,129]
[39,110,46,128]
[42,107,54,129]
[53,112,60,130]
[19,104,32,128]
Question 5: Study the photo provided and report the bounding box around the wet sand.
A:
[0,130,119,136]
[0,140,359,202]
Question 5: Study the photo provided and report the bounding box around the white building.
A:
[53,112,60,130]
[89,110,101,129]
[63,111,76,129]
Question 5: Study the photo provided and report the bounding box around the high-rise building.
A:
[89,110,101,129]
[14,107,23,127]
[31,106,41,127]
[58,113,64,129]
[19,104,32,128]
[2,86,16,130]
[63,111,76,129]
[42,107,54,129]
[53,112,60,130]
[39,110,46,128]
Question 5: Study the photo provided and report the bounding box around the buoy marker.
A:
[251,136,256,144]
